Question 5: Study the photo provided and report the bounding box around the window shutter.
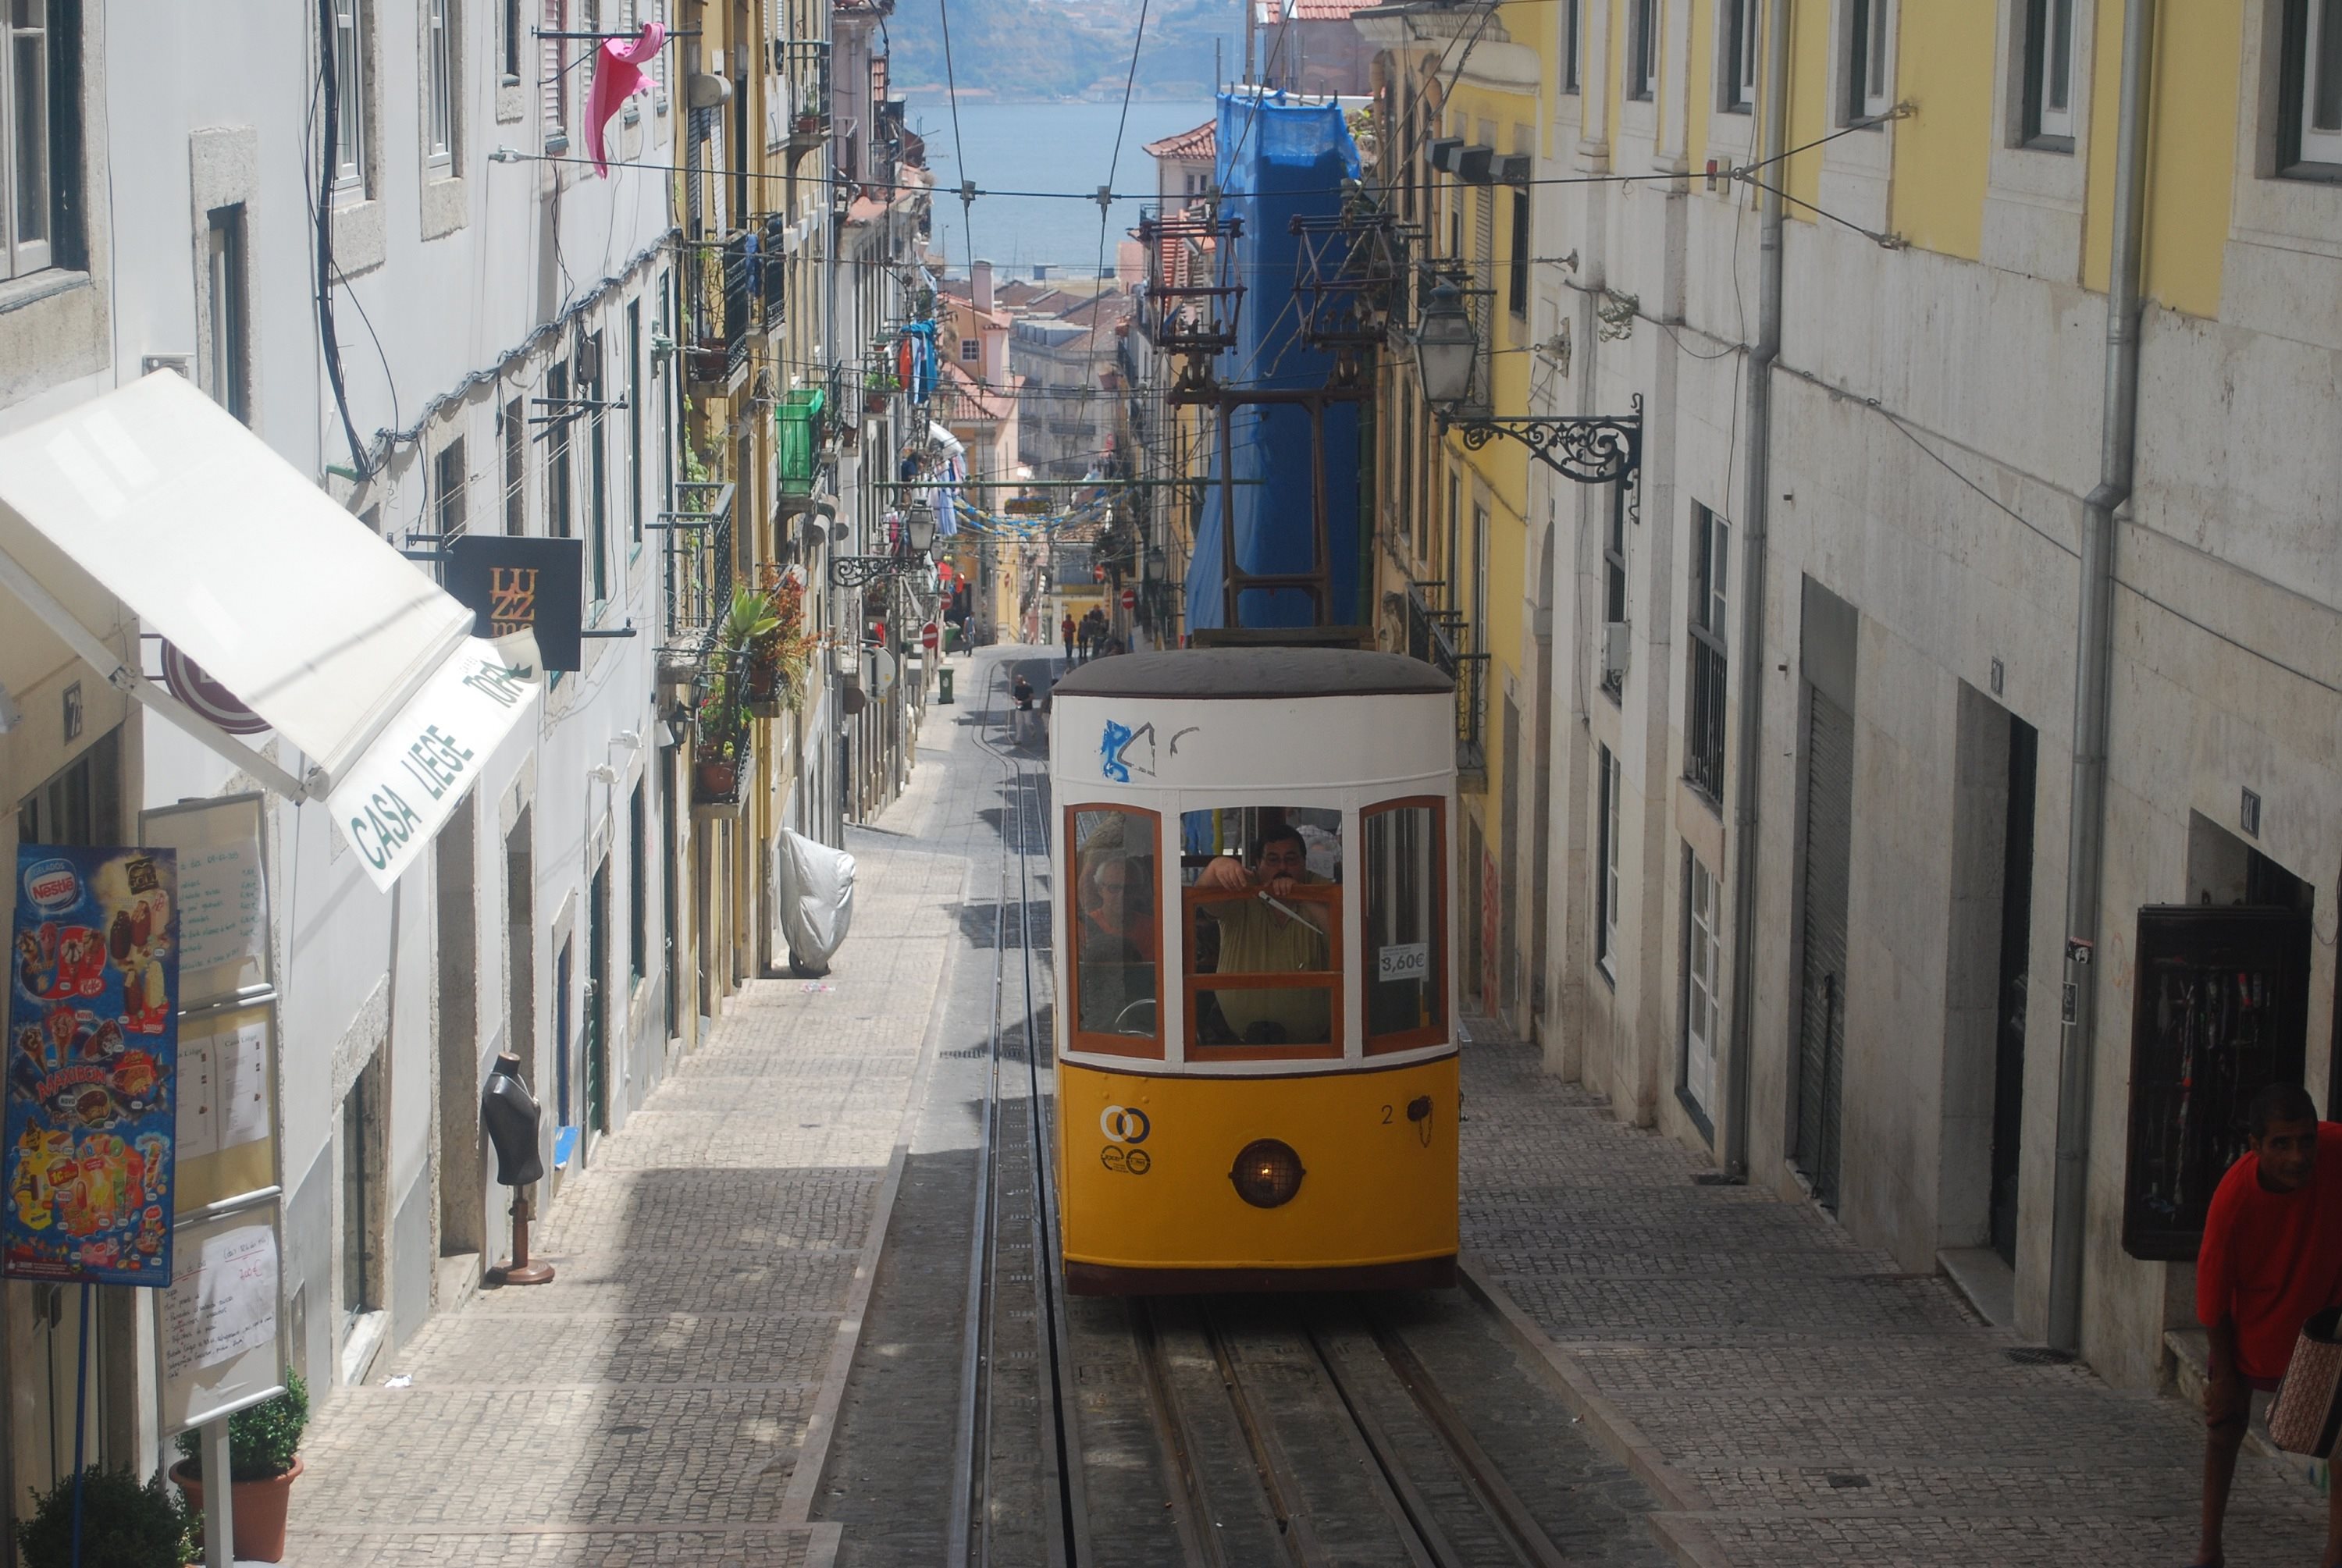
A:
[543,0,565,143]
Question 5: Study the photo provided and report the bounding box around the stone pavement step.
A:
[1458,1036,2330,1567]
[282,708,973,1567]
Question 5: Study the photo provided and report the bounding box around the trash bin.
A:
[938,667,955,705]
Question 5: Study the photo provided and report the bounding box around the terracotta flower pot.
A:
[695,757,739,798]
[171,1455,304,1563]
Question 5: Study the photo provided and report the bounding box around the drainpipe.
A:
[2048,0,2156,1357]
[1721,0,1792,1180]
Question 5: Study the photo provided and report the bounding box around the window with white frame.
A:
[205,207,249,425]
[1630,0,1660,101]
[960,335,980,361]
[1562,0,1582,94]
[1685,503,1728,802]
[500,0,521,83]
[2281,0,2342,172]
[1596,746,1621,977]
[1682,848,1720,1120]
[2,0,65,281]
[1721,0,1759,113]
[1845,0,1892,124]
[427,0,458,165]
[333,0,371,194]
[2020,0,2076,148]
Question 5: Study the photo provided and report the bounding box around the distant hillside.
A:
[888,0,1237,101]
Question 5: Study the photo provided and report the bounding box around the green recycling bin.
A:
[938,667,955,705]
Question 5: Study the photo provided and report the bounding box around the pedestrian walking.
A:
[1011,672,1034,744]
[2192,1081,2342,1568]
[1060,613,1076,663]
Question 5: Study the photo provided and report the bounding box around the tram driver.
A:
[1194,825,1333,1045]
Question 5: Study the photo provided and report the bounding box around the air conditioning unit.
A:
[1603,620,1631,683]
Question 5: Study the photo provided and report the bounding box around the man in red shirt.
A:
[2194,1082,2342,1568]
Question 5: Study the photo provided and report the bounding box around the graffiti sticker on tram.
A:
[1098,1105,1151,1144]
[1098,720,1157,784]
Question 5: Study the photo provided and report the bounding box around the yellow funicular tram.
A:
[1050,648,1459,1293]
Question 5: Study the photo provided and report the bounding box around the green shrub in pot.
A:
[16,1464,195,1568]
[173,1369,308,1482]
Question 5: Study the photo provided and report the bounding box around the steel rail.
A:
[1127,1296,1567,1568]
[952,655,1087,1568]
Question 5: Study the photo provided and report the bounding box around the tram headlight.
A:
[1229,1139,1305,1208]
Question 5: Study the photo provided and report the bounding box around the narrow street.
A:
[271,646,2327,1568]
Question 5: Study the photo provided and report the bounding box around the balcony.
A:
[760,213,789,319]
[685,230,757,389]
[659,481,736,679]
[776,387,827,499]
[1402,585,1488,790]
[771,41,832,155]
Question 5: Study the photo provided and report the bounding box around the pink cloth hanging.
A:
[585,23,667,177]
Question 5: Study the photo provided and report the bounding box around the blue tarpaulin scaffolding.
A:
[1183,93,1363,632]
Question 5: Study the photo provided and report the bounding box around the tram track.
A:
[952,656,1086,1568]
[1130,1294,1572,1568]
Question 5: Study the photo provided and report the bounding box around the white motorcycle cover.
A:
[775,829,857,973]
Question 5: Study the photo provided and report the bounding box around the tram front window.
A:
[1183,810,1342,1054]
[1070,808,1161,1048]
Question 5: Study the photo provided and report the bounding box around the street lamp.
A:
[1413,278,1480,411]
[1413,276,1644,487]
[904,499,938,557]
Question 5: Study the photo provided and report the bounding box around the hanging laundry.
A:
[586,23,667,177]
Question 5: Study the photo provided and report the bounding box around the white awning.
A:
[0,372,485,795]
[0,373,537,887]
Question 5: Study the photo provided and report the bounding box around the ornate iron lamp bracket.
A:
[830,553,927,588]
[1447,394,1644,485]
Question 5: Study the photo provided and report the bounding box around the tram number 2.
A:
[1101,1145,1151,1175]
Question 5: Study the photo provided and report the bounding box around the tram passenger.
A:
[1073,815,1158,1035]
[1194,826,1333,1045]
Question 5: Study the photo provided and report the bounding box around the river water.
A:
[917,99,1219,279]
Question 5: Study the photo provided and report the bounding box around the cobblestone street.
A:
[1459,1039,2330,1566]
[279,670,981,1566]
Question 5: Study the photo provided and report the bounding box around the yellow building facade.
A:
[1358,0,2342,1389]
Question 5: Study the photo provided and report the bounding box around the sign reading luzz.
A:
[6,844,179,1286]
[327,641,539,891]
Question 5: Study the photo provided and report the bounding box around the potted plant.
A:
[692,673,747,806]
[169,1371,308,1563]
[17,1465,194,1568]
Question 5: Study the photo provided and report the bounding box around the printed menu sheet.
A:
[163,1221,276,1382]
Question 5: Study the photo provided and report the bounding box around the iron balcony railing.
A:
[1401,585,1488,786]
[659,480,735,674]
[771,40,831,147]
[686,230,757,386]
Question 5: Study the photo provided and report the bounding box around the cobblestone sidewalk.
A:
[280,723,973,1567]
[1459,1038,2326,1566]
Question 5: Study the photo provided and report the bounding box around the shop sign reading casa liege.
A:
[326,643,539,892]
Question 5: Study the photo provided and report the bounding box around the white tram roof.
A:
[1052,648,1451,701]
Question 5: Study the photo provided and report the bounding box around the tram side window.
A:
[1365,798,1447,1051]
[1181,807,1344,1055]
[1069,806,1162,1054]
